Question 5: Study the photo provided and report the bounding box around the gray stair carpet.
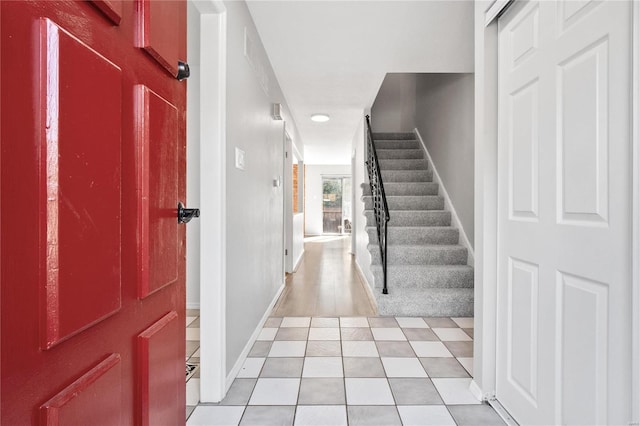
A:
[363,132,473,317]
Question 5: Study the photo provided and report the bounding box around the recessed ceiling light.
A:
[311,113,330,122]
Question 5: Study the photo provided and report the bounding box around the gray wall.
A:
[370,73,417,133]
[415,73,474,247]
[224,0,301,374]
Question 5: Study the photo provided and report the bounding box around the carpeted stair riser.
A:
[376,149,424,160]
[381,170,433,182]
[376,288,474,317]
[369,245,468,265]
[374,140,420,150]
[371,265,474,289]
[378,159,429,170]
[373,132,416,140]
[363,195,444,211]
[365,210,451,227]
[366,226,460,245]
[363,182,439,196]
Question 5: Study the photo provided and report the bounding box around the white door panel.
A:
[496,1,632,424]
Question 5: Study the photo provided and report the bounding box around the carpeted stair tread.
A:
[363,195,444,210]
[371,264,474,289]
[363,182,439,196]
[372,132,416,140]
[366,226,460,245]
[376,149,424,160]
[365,210,451,227]
[375,140,420,149]
[381,170,433,182]
[378,159,429,170]
[369,244,468,265]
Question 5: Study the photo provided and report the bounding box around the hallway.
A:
[272,236,376,317]
[187,237,504,425]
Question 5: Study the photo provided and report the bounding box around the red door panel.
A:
[138,312,181,426]
[38,18,123,349]
[135,85,179,299]
[89,0,123,25]
[1,1,187,424]
[136,0,182,76]
[40,354,122,426]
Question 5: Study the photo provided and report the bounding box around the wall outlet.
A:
[235,147,245,170]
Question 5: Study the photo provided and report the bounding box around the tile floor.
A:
[186,316,505,425]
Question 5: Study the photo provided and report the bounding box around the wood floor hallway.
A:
[272,236,376,317]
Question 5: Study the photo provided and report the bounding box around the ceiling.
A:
[246,1,474,164]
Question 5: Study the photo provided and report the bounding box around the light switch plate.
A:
[235,147,245,170]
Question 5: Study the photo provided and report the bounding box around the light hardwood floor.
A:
[271,236,377,317]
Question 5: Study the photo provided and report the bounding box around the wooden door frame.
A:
[474,1,640,422]
[189,0,227,403]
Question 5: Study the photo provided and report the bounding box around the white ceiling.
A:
[246,1,474,164]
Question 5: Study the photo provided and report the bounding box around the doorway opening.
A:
[322,176,351,235]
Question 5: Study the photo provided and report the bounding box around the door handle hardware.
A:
[176,61,190,80]
[178,202,199,224]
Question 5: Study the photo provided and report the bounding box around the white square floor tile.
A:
[410,341,453,357]
[381,357,428,378]
[372,328,407,341]
[236,357,265,378]
[281,317,311,327]
[257,328,278,341]
[311,317,339,328]
[187,406,245,426]
[186,316,197,327]
[248,378,301,405]
[186,378,200,406]
[342,341,379,357]
[431,378,481,405]
[397,406,456,426]
[340,317,369,328]
[308,328,340,341]
[432,328,472,342]
[302,357,343,377]
[451,317,474,328]
[395,317,430,328]
[458,357,473,375]
[295,406,347,426]
[345,378,395,405]
[268,341,307,357]
[186,328,200,341]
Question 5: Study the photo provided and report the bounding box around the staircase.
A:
[363,132,473,317]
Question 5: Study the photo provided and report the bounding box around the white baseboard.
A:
[414,128,475,265]
[469,379,485,402]
[225,283,285,391]
[354,258,378,312]
[186,302,201,310]
[293,249,305,272]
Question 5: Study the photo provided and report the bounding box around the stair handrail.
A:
[365,115,390,295]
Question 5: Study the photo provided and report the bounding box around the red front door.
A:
[1,1,188,424]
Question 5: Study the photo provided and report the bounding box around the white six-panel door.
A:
[496,1,632,424]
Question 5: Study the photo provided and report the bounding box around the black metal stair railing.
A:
[365,115,390,294]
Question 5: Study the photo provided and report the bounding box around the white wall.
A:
[186,1,201,308]
[370,73,417,133]
[223,0,302,375]
[292,213,304,269]
[415,73,475,247]
[304,164,351,236]
[285,137,305,273]
[352,115,375,289]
